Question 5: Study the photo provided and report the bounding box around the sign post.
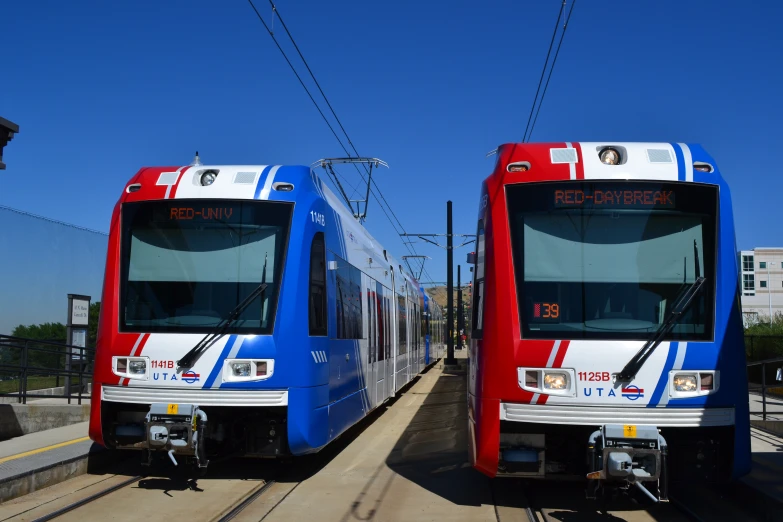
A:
[66,294,90,402]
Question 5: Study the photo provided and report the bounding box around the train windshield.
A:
[507,181,717,341]
[119,199,292,334]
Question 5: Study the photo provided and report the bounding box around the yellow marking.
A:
[624,425,637,438]
[167,404,178,414]
[0,437,90,465]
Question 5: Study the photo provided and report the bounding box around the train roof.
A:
[487,142,723,186]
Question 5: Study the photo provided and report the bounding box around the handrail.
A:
[0,334,95,405]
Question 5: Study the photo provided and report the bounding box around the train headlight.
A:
[200,170,217,186]
[223,359,275,382]
[129,360,147,375]
[673,374,697,392]
[543,372,568,390]
[599,147,621,165]
[230,362,252,377]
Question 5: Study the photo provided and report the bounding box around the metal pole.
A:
[457,265,462,351]
[768,262,773,323]
[445,201,456,365]
[762,362,767,421]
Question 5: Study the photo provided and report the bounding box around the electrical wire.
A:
[522,0,565,143]
[249,0,434,280]
[527,0,577,142]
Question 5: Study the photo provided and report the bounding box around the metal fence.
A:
[0,335,94,404]
[747,354,783,421]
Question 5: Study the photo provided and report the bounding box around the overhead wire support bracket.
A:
[401,255,431,280]
[312,157,389,223]
[400,233,477,250]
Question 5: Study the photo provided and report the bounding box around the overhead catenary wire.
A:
[527,0,576,142]
[266,1,418,245]
[522,0,566,143]
[247,0,433,280]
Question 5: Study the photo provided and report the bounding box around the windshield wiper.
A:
[616,276,706,382]
[616,240,706,382]
[177,282,268,370]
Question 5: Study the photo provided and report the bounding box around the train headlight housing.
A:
[517,368,576,397]
[669,371,718,398]
[112,356,149,380]
[543,372,569,390]
[223,359,274,382]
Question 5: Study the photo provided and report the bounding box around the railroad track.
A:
[495,480,757,522]
[21,465,280,522]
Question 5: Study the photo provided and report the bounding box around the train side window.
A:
[334,256,364,339]
[472,220,486,339]
[309,232,327,336]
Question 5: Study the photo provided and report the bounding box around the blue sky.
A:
[2,0,782,287]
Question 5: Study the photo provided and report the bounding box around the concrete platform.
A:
[243,351,499,521]
[0,421,114,504]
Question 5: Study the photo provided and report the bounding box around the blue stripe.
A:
[202,335,240,388]
[647,342,677,407]
[671,143,685,182]
[253,166,273,200]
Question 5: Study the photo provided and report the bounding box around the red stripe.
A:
[573,142,585,179]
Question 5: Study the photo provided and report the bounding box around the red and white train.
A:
[467,142,750,502]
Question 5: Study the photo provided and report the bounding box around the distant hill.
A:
[425,285,472,311]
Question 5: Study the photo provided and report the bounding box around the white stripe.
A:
[678,143,694,182]
[530,393,540,404]
[121,334,147,385]
[545,340,562,367]
[565,142,576,180]
[164,166,187,199]
[320,351,326,363]
[657,342,687,406]
[210,337,245,389]
[258,165,281,200]
[321,350,327,363]
[672,342,687,370]
[129,334,145,357]
[312,351,319,363]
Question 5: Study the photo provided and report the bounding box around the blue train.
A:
[89,158,445,467]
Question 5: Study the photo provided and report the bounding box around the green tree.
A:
[745,312,783,361]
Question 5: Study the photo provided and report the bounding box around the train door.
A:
[367,286,377,409]
[396,286,408,392]
[389,267,398,395]
[374,282,385,404]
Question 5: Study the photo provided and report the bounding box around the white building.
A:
[739,248,783,325]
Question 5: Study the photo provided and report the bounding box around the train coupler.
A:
[585,424,668,503]
[143,403,209,469]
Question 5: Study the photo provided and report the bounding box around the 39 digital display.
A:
[554,189,675,208]
[533,302,559,321]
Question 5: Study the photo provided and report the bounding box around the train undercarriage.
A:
[100,401,289,470]
[496,420,735,502]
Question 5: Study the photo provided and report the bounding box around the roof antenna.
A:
[191,151,202,166]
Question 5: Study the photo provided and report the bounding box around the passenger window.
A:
[309,233,327,336]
